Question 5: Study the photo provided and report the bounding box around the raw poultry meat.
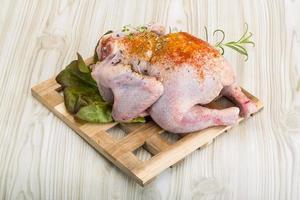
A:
[91,23,258,133]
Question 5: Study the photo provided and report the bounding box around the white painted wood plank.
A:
[0,0,299,199]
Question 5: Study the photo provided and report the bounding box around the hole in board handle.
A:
[133,145,152,161]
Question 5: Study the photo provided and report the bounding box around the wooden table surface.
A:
[1,0,300,199]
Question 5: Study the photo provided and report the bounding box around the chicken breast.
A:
[91,23,258,133]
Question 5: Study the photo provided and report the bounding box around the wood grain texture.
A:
[0,0,299,199]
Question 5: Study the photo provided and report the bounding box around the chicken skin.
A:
[91,24,259,133]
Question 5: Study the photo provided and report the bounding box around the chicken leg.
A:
[150,95,240,133]
[221,84,258,117]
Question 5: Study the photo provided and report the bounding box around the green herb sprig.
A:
[136,26,148,32]
[122,25,148,33]
[207,23,255,60]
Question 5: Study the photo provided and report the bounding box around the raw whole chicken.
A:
[91,23,258,133]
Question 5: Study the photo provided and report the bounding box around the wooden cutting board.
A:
[31,57,263,186]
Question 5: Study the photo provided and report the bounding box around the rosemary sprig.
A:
[210,23,255,61]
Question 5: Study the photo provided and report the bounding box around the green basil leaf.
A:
[56,59,97,88]
[63,86,103,113]
[74,96,89,113]
[72,69,97,88]
[56,60,89,88]
[129,117,146,123]
[63,87,80,113]
[93,41,100,63]
[77,53,90,73]
[93,31,113,63]
[75,103,113,123]
[104,30,113,35]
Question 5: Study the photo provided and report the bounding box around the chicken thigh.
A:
[91,24,259,133]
